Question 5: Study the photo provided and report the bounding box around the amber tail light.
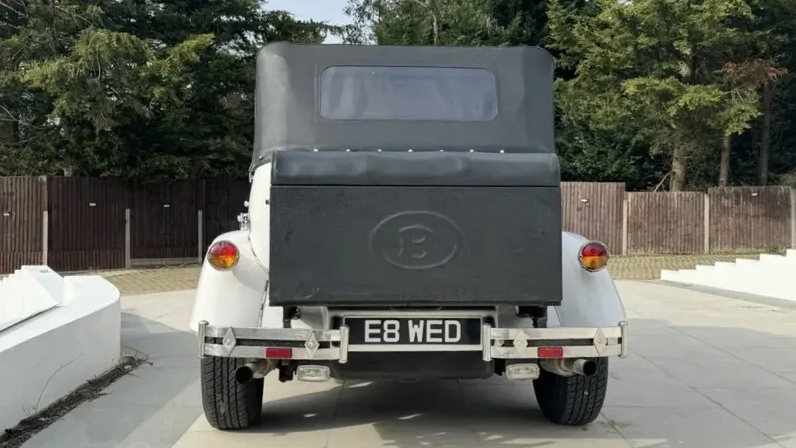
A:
[578,241,609,272]
[207,241,239,270]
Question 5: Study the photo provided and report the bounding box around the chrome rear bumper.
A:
[198,320,629,363]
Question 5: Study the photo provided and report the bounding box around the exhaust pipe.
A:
[234,360,272,384]
[540,358,598,378]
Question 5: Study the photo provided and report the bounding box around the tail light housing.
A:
[578,241,609,272]
[537,346,565,358]
[207,241,239,270]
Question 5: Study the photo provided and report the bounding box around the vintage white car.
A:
[189,42,628,430]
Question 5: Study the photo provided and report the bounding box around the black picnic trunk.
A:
[267,149,563,307]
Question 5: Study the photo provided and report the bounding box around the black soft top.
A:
[253,42,555,168]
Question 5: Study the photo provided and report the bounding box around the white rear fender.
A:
[189,230,268,333]
[248,164,271,267]
[551,232,626,327]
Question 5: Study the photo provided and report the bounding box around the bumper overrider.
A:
[198,320,629,364]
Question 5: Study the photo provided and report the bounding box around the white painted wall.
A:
[0,266,62,332]
[0,268,121,431]
[661,249,796,302]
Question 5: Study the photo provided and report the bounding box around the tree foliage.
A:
[0,0,332,179]
[346,0,796,190]
[2,0,796,190]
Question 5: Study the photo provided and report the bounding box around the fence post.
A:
[197,209,204,264]
[703,193,711,253]
[621,196,628,255]
[791,187,796,249]
[41,210,48,266]
[124,208,131,269]
[40,175,49,267]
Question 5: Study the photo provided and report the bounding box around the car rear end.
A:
[199,148,627,382]
[195,43,628,430]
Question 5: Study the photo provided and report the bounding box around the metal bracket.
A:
[237,212,250,230]
[593,328,608,356]
[304,332,319,358]
[221,328,237,356]
[482,323,493,361]
[339,325,350,364]
[619,321,629,358]
[198,320,208,359]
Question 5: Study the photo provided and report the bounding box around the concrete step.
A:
[711,262,740,274]
[660,269,683,281]
[758,253,796,266]
[713,261,737,268]
[660,269,697,283]
[659,254,796,302]
[759,253,787,263]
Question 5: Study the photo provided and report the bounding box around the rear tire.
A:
[533,358,609,426]
[200,356,264,430]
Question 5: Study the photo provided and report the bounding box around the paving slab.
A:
[600,406,783,448]
[22,290,203,448]
[21,279,796,448]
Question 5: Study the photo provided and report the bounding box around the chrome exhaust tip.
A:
[540,358,598,378]
[234,360,272,384]
[573,359,598,377]
[234,364,255,384]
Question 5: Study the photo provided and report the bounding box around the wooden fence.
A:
[581,185,796,254]
[1,177,795,274]
[0,177,251,274]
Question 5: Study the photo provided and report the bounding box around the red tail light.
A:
[265,347,293,359]
[579,241,609,272]
[207,241,239,270]
[538,346,565,358]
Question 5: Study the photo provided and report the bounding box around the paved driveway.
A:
[23,280,796,448]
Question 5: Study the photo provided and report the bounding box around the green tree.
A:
[0,0,110,175]
[548,0,773,190]
[740,0,796,185]
[344,0,542,46]
[0,0,331,179]
[342,0,665,186]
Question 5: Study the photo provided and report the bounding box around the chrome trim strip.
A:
[197,321,628,362]
[204,344,342,360]
[336,310,494,320]
[347,344,483,352]
[482,323,492,362]
[619,320,629,358]
[198,320,207,359]
[490,345,622,359]
[204,326,340,342]
[339,325,350,364]
[490,326,622,340]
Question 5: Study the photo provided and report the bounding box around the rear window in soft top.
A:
[319,66,498,122]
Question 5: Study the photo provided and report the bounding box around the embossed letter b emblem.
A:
[398,224,433,261]
[370,211,463,270]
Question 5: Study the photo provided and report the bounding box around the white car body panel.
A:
[189,164,626,333]
[189,228,268,332]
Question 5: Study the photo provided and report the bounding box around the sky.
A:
[265,0,351,43]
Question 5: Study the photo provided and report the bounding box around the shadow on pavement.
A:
[24,309,796,448]
[23,312,204,448]
[234,317,796,448]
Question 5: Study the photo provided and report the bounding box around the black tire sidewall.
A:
[200,356,264,430]
[533,358,609,426]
